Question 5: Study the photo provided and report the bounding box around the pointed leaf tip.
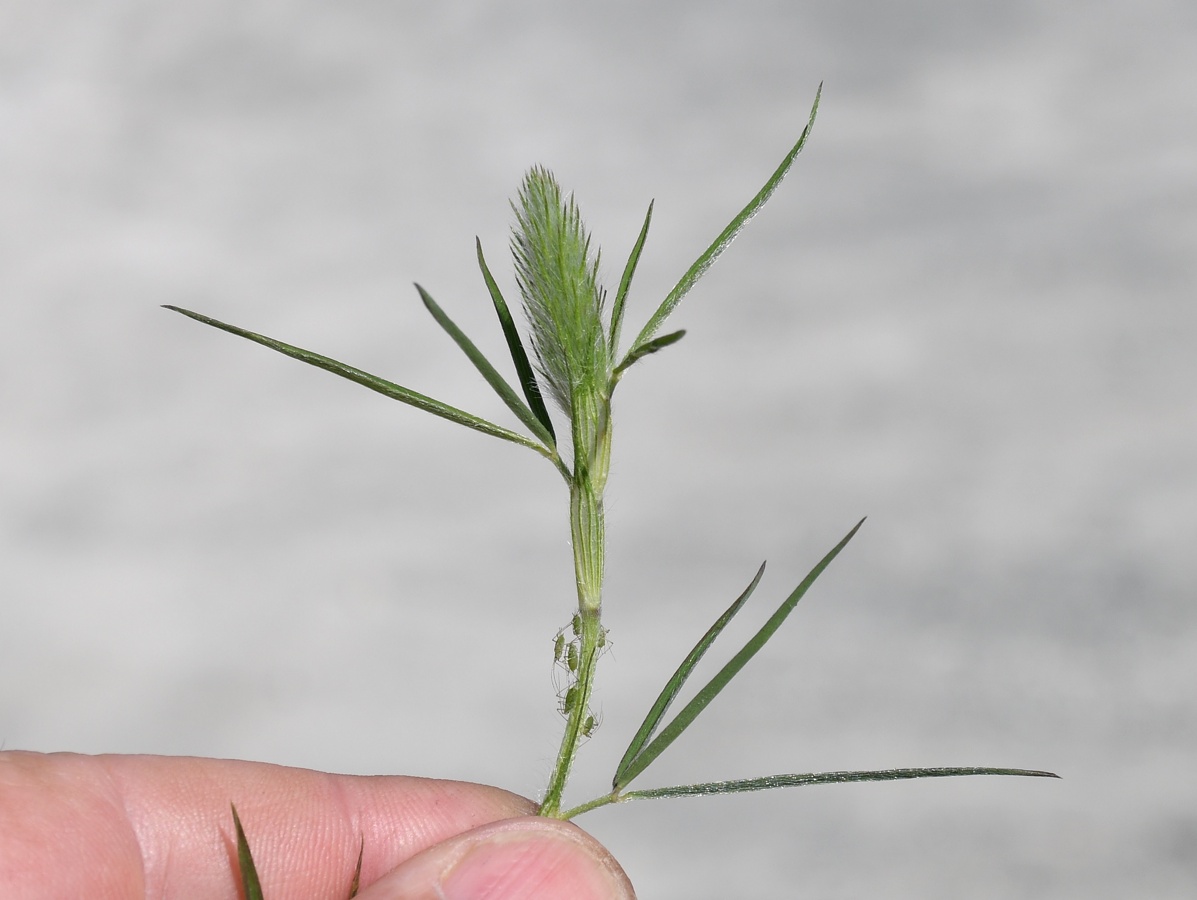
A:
[348,836,364,898]
[162,304,554,459]
[628,85,822,354]
[475,238,557,442]
[608,199,655,357]
[231,804,265,900]
[613,561,767,788]
[614,519,863,791]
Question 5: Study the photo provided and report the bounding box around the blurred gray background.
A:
[2,2,1194,897]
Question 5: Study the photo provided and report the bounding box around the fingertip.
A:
[358,816,635,900]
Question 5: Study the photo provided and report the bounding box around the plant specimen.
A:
[165,86,1056,895]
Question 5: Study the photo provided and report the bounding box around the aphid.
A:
[553,633,565,664]
[561,685,579,715]
[571,613,582,637]
[581,714,597,738]
[566,641,580,673]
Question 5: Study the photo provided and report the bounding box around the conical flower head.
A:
[511,167,609,416]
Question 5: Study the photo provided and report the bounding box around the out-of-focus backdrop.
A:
[2,2,1194,897]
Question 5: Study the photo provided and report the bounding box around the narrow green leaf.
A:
[162,306,552,458]
[612,329,685,378]
[614,516,863,791]
[348,836,364,898]
[476,238,556,442]
[231,804,265,900]
[621,767,1061,801]
[415,283,556,450]
[608,200,654,357]
[613,561,766,789]
[625,84,822,361]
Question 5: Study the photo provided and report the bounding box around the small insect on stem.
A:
[581,714,597,738]
[571,614,582,637]
[561,685,580,716]
[553,633,565,664]
[566,642,580,673]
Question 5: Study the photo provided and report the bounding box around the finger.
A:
[356,816,636,900]
[0,751,536,899]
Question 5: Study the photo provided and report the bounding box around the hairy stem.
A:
[540,605,603,817]
[540,393,611,817]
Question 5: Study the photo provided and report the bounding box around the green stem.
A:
[540,607,603,817]
[557,790,620,820]
[540,392,612,818]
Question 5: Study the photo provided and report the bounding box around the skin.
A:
[0,752,636,900]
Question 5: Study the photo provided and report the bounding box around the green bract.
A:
[166,84,1056,893]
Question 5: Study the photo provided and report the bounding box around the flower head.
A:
[511,167,610,417]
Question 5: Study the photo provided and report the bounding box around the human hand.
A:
[0,751,635,900]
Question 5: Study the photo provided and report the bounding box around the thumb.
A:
[355,816,636,900]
